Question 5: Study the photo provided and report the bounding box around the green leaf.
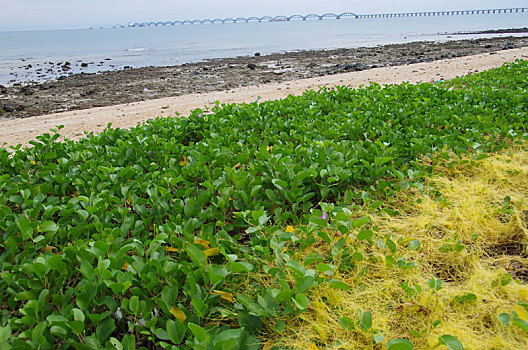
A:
[386,338,414,350]
[0,325,12,350]
[359,310,372,331]
[49,325,68,338]
[310,217,328,228]
[186,245,207,268]
[238,313,263,335]
[188,323,209,343]
[357,229,374,241]
[338,316,355,331]
[32,322,46,347]
[191,298,208,317]
[352,217,370,228]
[408,239,421,251]
[328,279,350,290]
[40,221,59,233]
[453,293,477,304]
[498,313,511,326]
[231,261,254,273]
[166,319,185,344]
[427,278,443,291]
[129,296,139,315]
[317,230,332,244]
[96,317,116,343]
[72,308,85,322]
[272,320,286,333]
[293,293,309,310]
[374,332,386,343]
[213,328,243,350]
[438,335,464,350]
[16,216,33,240]
[513,318,528,332]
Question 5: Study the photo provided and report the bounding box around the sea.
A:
[0,12,527,85]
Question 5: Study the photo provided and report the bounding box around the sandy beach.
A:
[1,44,528,148]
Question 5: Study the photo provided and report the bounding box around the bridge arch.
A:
[192,19,201,24]
[182,20,193,24]
[223,17,235,23]
[321,13,338,19]
[247,16,260,22]
[259,16,273,22]
[202,19,213,24]
[304,13,320,20]
[211,18,223,23]
[288,14,305,21]
[234,17,247,23]
[338,12,358,18]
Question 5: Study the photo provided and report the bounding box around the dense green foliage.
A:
[0,60,527,349]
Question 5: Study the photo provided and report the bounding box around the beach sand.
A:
[1,46,528,148]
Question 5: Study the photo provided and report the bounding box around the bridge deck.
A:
[125,8,527,28]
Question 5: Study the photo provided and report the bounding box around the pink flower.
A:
[320,211,328,220]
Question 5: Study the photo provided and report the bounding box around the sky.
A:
[0,0,526,31]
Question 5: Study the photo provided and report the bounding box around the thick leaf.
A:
[386,339,414,350]
[438,335,464,350]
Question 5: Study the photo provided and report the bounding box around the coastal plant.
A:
[0,60,528,348]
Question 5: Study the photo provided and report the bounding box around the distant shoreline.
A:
[1,36,528,120]
[447,27,528,35]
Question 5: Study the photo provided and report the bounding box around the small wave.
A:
[126,47,150,52]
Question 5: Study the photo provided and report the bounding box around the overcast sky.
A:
[1,1,526,31]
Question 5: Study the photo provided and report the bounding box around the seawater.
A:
[0,12,527,85]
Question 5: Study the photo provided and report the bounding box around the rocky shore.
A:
[1,36,528,119]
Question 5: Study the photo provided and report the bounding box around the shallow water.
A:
[0,12,527,85]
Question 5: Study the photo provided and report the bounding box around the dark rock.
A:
[344,63,367,71]
[485,44,493,48]
[254,52,261,57]
[308,62,318,67]
[123,66,132,69]
[1,101,25,112]
[104,58,111,60]
[247,63,257,70]
[81,63,89,67]
[81,88,98,97]
[20,86,33,95]
[503,44,515,50]
[57,76,67,80]
[64,61,71,66]
[0,85,7,94]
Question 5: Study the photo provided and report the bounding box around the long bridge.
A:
[123,8,527,28]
